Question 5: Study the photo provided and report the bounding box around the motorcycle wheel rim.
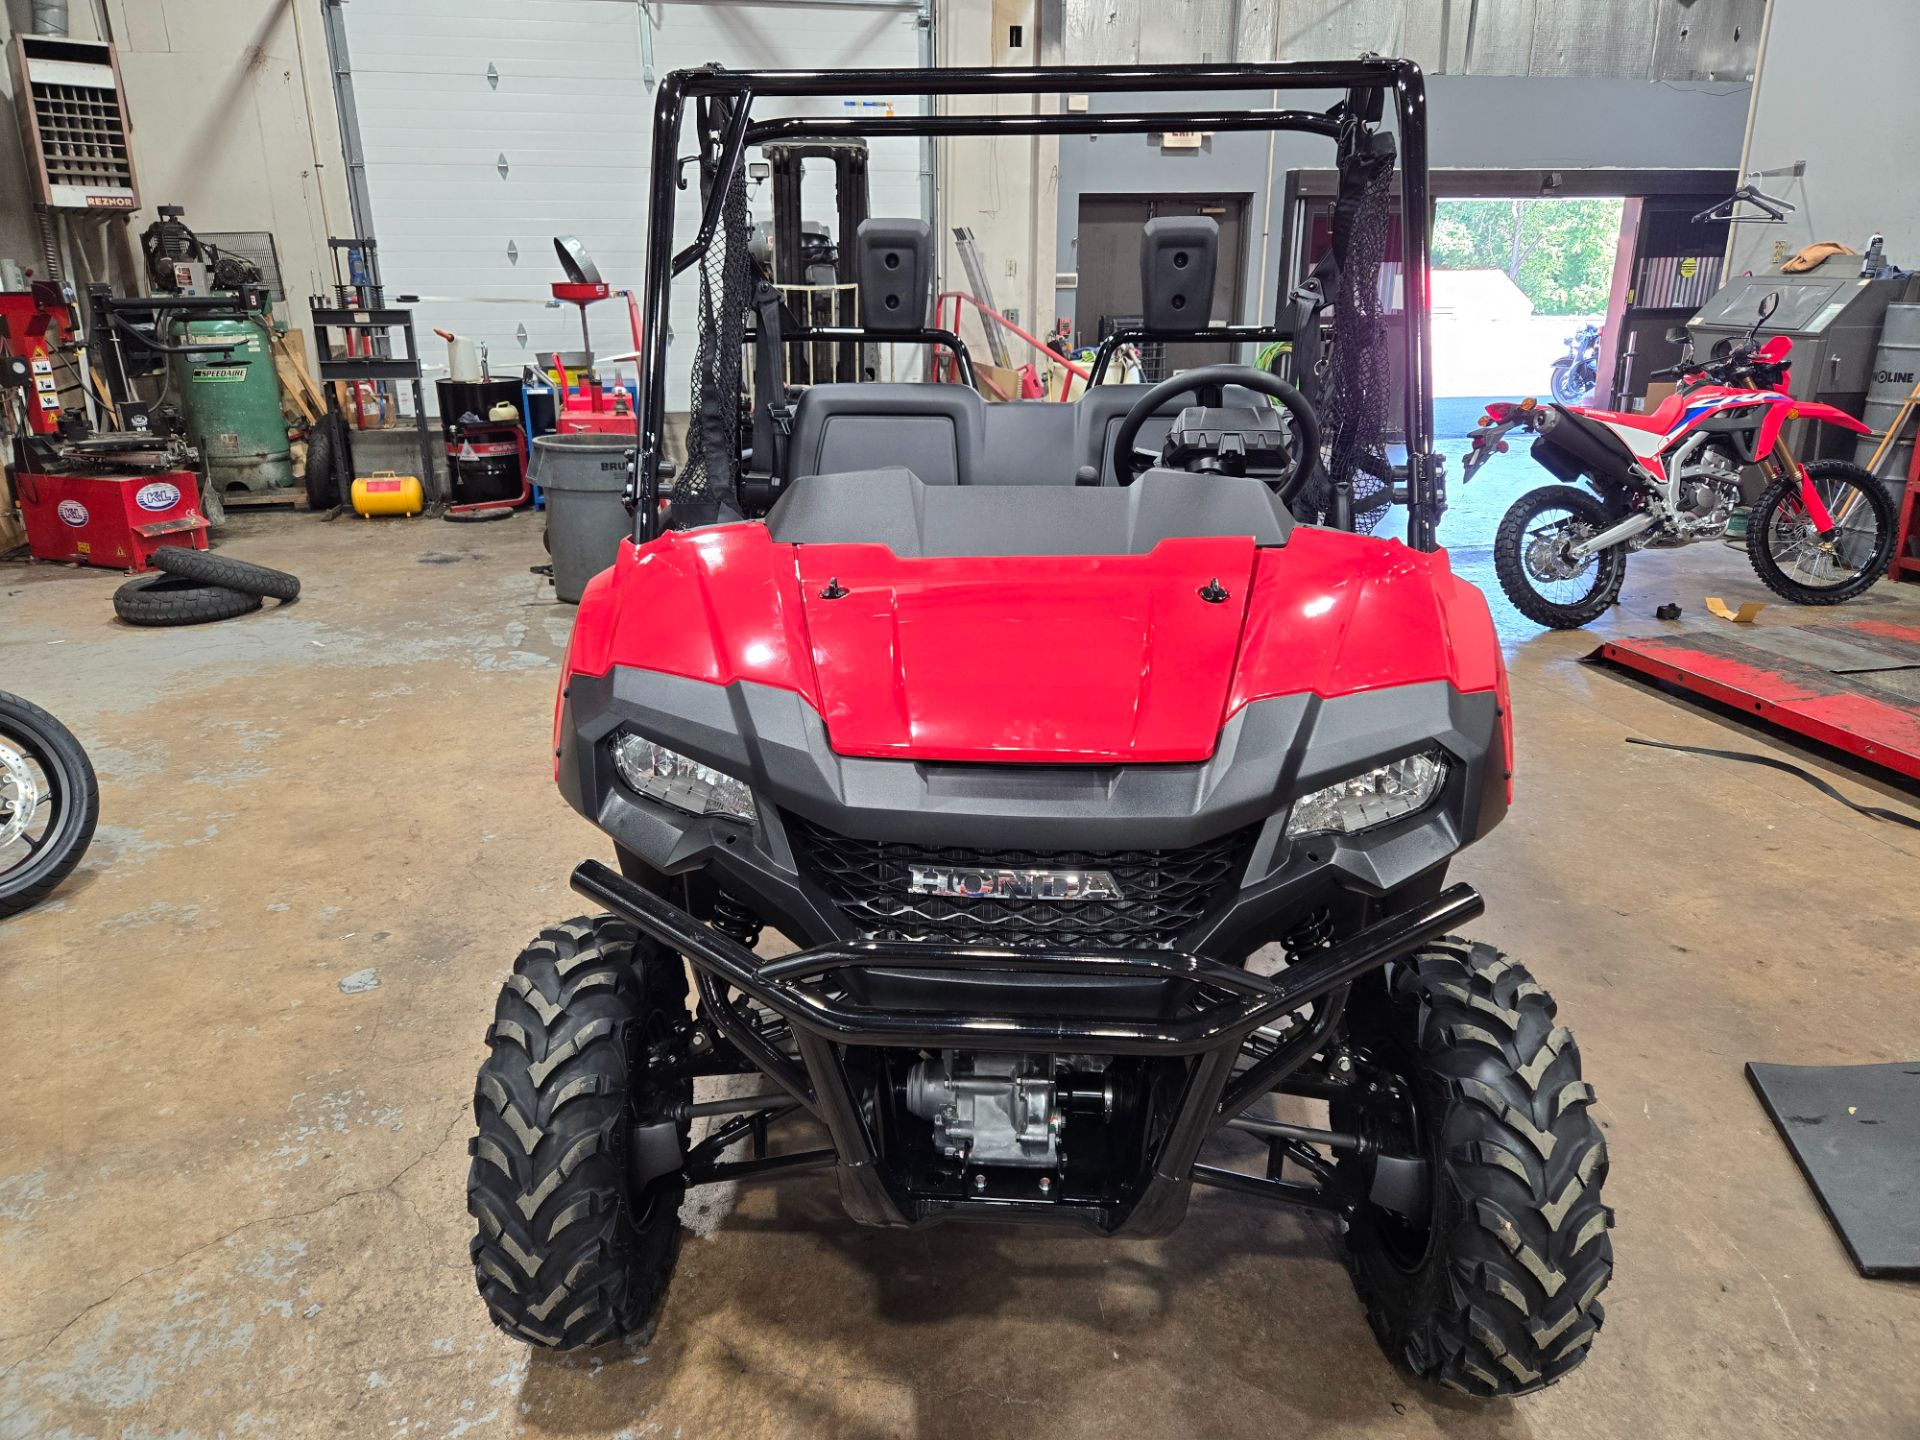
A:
[1767,476,1884,591]
[1519,506,1607,607]
[0,727,63,883]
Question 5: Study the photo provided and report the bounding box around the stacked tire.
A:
[113,548,301,627]
[305,411,355,512]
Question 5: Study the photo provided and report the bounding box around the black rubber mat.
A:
[1746,1060,1920,1277]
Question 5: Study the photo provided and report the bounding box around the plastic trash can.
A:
[535,434,635,603]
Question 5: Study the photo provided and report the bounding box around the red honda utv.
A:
[468,59,1612,1397]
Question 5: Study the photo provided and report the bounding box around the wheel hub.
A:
[0,741,38,850]
[1343,1060,1436,1268]
[1524,524,1593,584]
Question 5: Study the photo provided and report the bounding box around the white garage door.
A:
[342,0,926,414]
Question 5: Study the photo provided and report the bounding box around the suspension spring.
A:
[1281,907,1334,956]
[710,888,763,949]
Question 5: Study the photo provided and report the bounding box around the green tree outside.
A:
[1432,198,1625,315]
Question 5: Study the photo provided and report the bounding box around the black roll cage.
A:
[634,59,1440,550]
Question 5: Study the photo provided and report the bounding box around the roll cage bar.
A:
[633,59,1440,550]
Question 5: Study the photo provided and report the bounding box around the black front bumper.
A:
[572,858,1482,1235]
[557,668,1508,959]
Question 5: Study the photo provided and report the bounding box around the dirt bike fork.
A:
[1770,443,1838,534]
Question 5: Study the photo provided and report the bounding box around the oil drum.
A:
[437,379,524,505]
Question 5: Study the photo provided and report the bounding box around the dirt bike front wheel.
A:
[1493,485,1627,630]
[1747,460,1896,605]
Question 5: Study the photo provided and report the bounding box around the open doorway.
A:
[1431,197,1623,398]
[1432,197,1625,539]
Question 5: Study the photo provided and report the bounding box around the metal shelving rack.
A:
[308,237,440,502]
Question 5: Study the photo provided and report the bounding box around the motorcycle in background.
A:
[1465,294,1896,630]
[1549,322,1601,405]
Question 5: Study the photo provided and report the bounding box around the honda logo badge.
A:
[907,867,1123,901]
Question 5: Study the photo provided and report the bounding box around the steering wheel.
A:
[1110,364,1322,499]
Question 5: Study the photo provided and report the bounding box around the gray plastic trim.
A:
[556,668,1506,955]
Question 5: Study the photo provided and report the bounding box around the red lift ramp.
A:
[1590,619,1920,782]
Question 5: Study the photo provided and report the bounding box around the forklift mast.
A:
[764,140,870,384]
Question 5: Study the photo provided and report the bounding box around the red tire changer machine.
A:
[1,279,234,571]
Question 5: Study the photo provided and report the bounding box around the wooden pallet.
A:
[271,328,328,424]
[221,487,310,513]
[1871,378,1920,584]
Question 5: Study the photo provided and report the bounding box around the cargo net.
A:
[1303,134,1396,532]
[675,170,752,527]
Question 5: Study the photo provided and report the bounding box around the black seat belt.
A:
[1287,251,1337,410]
[749,272,789,482]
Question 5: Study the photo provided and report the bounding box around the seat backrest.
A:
[766,466,1292,556]
[976,401,1081,485]
[855,219,933,333]
[786,377,1277,489]
[786,382,983,484]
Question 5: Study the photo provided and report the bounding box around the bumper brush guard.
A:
[571,858,1483,1233]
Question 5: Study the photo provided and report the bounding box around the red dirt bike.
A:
[1465,294,1896,629]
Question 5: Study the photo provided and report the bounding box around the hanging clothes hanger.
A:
[1693,183,1796,225]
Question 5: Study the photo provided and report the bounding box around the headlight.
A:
[610,733,757,823]
[1285,753,1446,838]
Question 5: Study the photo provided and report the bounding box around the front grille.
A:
[786,816,1252,951]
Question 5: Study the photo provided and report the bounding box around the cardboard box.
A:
[1638,381,1678,413]
[972,363,1022,402]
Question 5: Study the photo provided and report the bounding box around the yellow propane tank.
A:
[350,471,423,518]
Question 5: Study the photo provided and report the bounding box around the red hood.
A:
[564,523,1503,765]
[791,538,1254,761]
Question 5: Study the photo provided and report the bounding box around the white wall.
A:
[102,0,353,359]
[935,0,1053,352]
[0,2,58,275]
[342,0,925,413]
[0,0,353,371]
[1728,0,1920,275]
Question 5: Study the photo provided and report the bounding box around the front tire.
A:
[1493,485,1627,629]
[1336,940,1613,1397]
[1746,460,1895,605]
[468,915,691,1349]
[1548,360,1591,406]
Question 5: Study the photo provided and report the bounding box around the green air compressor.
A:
[140,207,292,495]
[172,310,292,494]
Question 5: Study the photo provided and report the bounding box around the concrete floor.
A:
[3,511,1918,1440]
